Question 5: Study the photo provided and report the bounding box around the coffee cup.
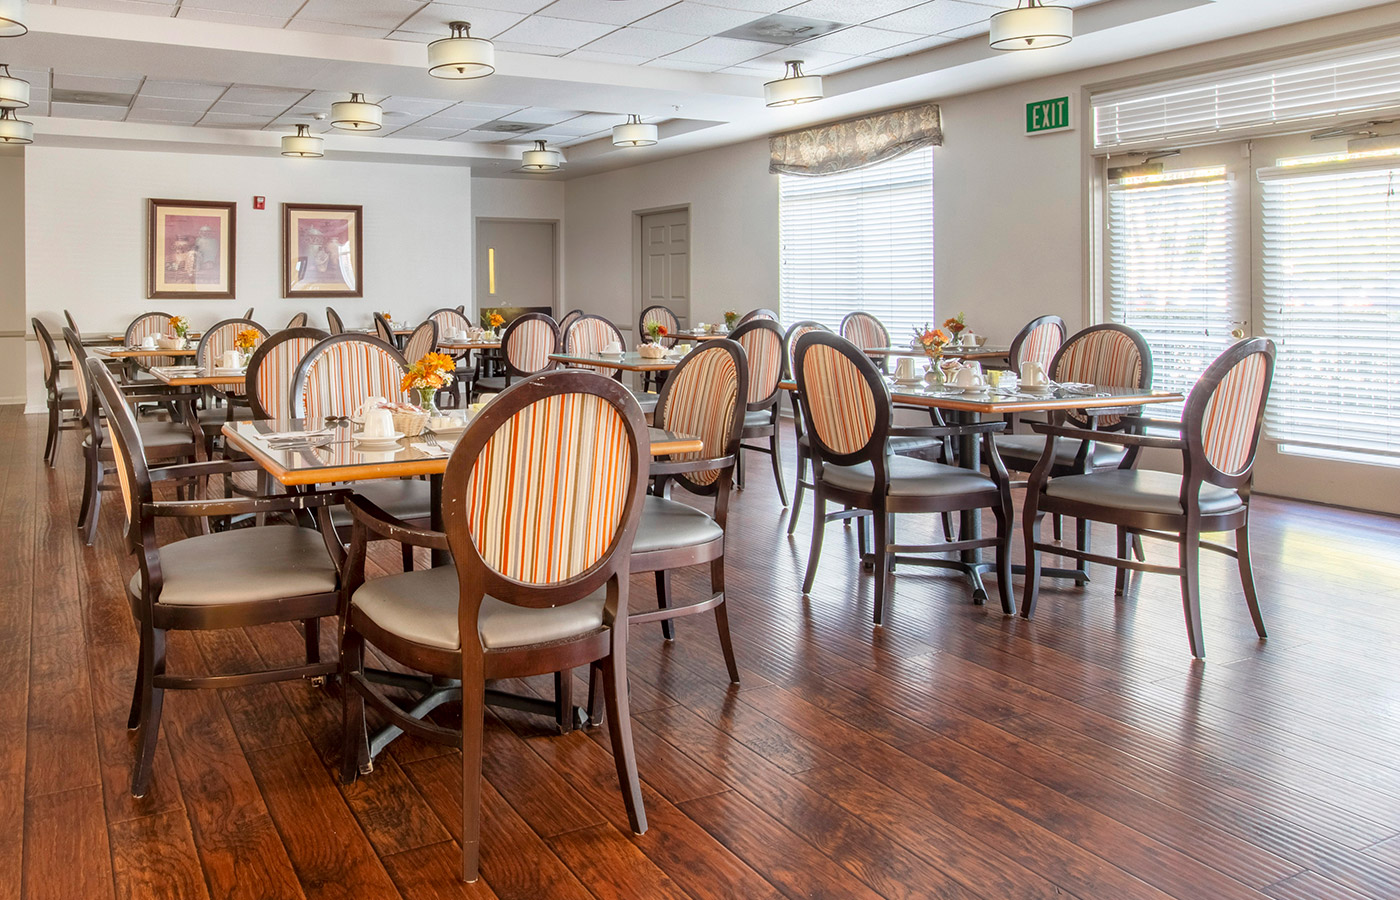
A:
[953,367,985,390]
[220,349,242,369]
[141,335,157,349]
[962,331,979,346]
[362,408,394,438]
[603,341,623,355]
[1020,361,1048,388]
[895,357,918,381]
[355,396,387,421]
[675,343,692,354]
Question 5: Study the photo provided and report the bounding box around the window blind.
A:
[1093,36,1400,148]
[1107,169,1238,414]
[779,147,933,339]
[1260,159,1400,464]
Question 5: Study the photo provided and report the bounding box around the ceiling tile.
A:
[380,96,457,116]
[794,24,914,54]
[728,46,852,74]
[385,124,467,139]
[293,0,427,28]
[780,0,923,24]
[867,0,993,35]
[176,9,292,27]
[181,0,304,13]
[546,114,625,135]
[128,109,205,125]
[439,0,554,13]
[580,27,700,57]
[139,80,229,101]
[633,2,757,35]
[644,57,725,72]
[54,0,175,14]
[446,129,517,142]
[565,48,652,65]
[685,0,791,12]
[496,15,617,47]
[433,101,523,121]
[132,94,214,112]
[867,32,956,57]
[397,4,526,38]
[221,85,309,106]
[419,113,492,129]
[938,21,988,38]
[664,35,780,65]
[199,111,277,127]
[537,0,677,27]
[285,20,395,38]
[209,100,297,117]
[807,54,878,73]
[492,40,573,56]
[51,102,131,120]
[52,73,143,94]
[268,115,334,132]
[506,106,586,124]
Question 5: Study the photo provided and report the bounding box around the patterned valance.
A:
[769,104,942,177]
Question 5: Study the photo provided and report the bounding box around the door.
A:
[639,209,689,329]
[475,220,557,318]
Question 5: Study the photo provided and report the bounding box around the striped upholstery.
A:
[565,317,622,376]
[326,308,344,334]
[840,313,888,351]
[107,404,139,529]
[299,340,406,421]
[256,336,324,418]
[403,322,437,364]
[1200,352,1268,476]
[466,393,633,584]
[1055,329,1145,427]
[287,312,308,328]
[125,313,172,369]
[1020,321,1064,372]
[430,309,471,334]
[67,334,93,418]
[374,316,396,345]
[506,319,556,374]
[199,321,267,396]
[640,306,679,347]
[661,346,740,486]
[736,326,782,405]
[785,322,830,377]
[802,344,876,455]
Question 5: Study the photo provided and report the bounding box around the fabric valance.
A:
[769,104,942,177]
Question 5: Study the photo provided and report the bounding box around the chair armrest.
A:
[890,421,1007,439]
[1120,415,1184,431]
[344,495,450,550]
[148,459,263,482]
[1028,422,1185,450]
[144,487,352,519]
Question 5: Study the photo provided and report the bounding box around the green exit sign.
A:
[1026,96,1073,135]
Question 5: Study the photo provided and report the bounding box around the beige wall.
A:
[0,152,25,404]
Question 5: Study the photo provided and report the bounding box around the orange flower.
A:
[943,312,966,334]
[402,351,457,392]
[645,321,668,341]
[169,315,188,337]
[488,312,505,328]
[233,328,260,352]
[912,324,949,358]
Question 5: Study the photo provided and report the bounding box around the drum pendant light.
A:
[330,92,382,131]
[281,124,325,158]
[428,21,495,80]
[0,63,29,109]
[764,61,823,108]
[520,140,561,172]
[989,0,1073,51]
[612,114,658,147]
[0,107,33,144]
[0,0,27,38]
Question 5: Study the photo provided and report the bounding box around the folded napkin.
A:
[258,428,336,441]
[411,440,455,456]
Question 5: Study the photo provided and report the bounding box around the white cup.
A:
[675,343,692,354]
[1020,361,1048,387]
[355,396,386,420]
[141,335,157,349]
[603,341,623,355]
[362,408,394,438]
[953,367,985,390]
[220,349,242,368]
[895,357,918,380]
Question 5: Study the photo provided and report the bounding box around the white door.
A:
[639,209,689,329]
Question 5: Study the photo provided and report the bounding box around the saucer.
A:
[893,376,926,387]
[353,432,404,448]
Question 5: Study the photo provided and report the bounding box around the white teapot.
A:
[952,366,986,390]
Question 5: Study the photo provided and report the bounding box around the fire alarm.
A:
[253,196,266,210]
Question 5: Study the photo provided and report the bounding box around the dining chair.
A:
[840,311,891,373]
[473,312,558,399]
[243,307,255,320]
[1008,314,1067,375]
[286,312,309,329]
[196,317,269,421]
[64,329,200,545]
[638,304,680,393]
[793,331,1015,622]
[729,318,788,505]
[337,370,650,882]
[34,318,82,466]
[123,311,177,378]
[737,308,779,325]
[373,312,397,346]
[563,314,625,379]
[325,307,345,335]
[245,327,331,420]
[1021,338,1276,658]
[428,307,475,407]
[87,357,347,797]
[557,309,585,338]
[402,320,439,364]
[64,309,80,335]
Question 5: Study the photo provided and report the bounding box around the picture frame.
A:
[282,203,363,298]
[147,198,237,299]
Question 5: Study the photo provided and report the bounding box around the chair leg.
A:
[1074,516,1090,579]
[339,630,370,785]
[768,431,788,507]
[1021,502,1045,619]
[554,669,575,734]
[303,618,320,665]
[585,661,603,726]
[941,512,955,542]
[402,544,415,573]
[872,512,890,626]
[857,512,869,563]
[78,443,97,530]
[44,403,59,463]
[130,628,167,798]
[1236,522,1266,639]
[600,642,647,836]
[460,682,486,882]
[787,449,807,536]
[1052,513,1062,542]
[735,445,745,489]
[83,454,103,546]
[992,494,1015,616]
[1115,527,1129,597]
[1131,533,1146,562]
[711,556,739,684]
[127,626,150,730]
[654,570,674,641]
[802,495,827,594]
[1179,530,1205,658]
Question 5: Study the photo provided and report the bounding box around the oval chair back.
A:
[246,326,330,419]
[737,308,779,326]
[792,331,890,472]
[1184,337,1276,490]
[501,312,559,379]
[373,312,396,346]
[197,318,268,398]
[781,320,832,445]
[291,333,407,420]
[402,320,439,365]
[839,311,890,373]
[1050,323,1153,428]
[325,307,345,334]
[125,311,175,368]
[556,309,585,337]
[33,318,61,393]
[64,309,80,336]
[638,305,679,348]
[729,318,784,410]
[652,340,747,495]
[86,358,150,550]
[286,312,309,329]
[564,314,625,378]
[63,327,98,425]
[428,307,472,342]
[1008,315,1066,373]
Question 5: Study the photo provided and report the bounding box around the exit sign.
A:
[1026,96,1073,136]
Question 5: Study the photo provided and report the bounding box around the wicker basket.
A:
[391,407,430,437]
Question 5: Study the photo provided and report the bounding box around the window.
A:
[779,147,933,338]
[1260,153,1400,464]
[1106,166,1240,413]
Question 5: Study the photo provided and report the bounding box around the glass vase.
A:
[924,358,946,388]
[415,386,440,415]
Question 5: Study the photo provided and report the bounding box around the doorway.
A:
[636,208,689,330]
[475,219,558,319]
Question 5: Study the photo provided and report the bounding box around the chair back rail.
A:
[1050,323,1153,428]
[291,333,408,420]
[325,307,345,334]
[286,312,309,329]
[737,308,779,326]
[792,332,890,471]
[124,311,176,368]
[1185,337,1276,490]
[246,326,331,419]
[197,318,269,397]
[373,312,396,346]
[33,318,61,390]
[556,309,585,338]
[653,340,748,494]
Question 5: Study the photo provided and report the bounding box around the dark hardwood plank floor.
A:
[9,403,1400,900]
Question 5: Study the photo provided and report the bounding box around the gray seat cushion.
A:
[87,419,196,452]
[351,565,606,651]
[58,386,78,404]
[332,479,433,527]
[632,495,723,554]
[1044,469,1243,516]
[744,409,773,428]
[132,525,338,605]
[994,433,1128,469]
[820,455,997,497]
[798,432,940,455]
[629,388,658,414]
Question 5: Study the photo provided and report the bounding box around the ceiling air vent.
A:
[479,121,544,133]
[719,14,850,46]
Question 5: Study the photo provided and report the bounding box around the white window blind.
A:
[779,147,933,339]
[1093,37,1400,149]
[1107,169,1238,414]
[1260,158,1400,464]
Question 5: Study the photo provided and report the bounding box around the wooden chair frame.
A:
[286,312,309,329]
[729,318,788,505]
[737,307,779,325]
[1007,314,1067,373]
[473,312,559,398]
[195,317,269,419]
[289,333,409,420]
[34,318,81,466]
[427,308,476,407]
[373,312,397,346]
[245,326,331,419]
[325,307,345,334]
[563,314,626,381]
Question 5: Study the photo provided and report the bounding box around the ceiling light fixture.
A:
[0,63,28,108]
[428,21,495,80]
[989,0,1072,51]
[0,0,26,38]
[764,61,822,108]
[0,107,32,144]
[330,92,382,131]
[281,123,324,158]
[520,139,561,172]
[612,114,657,148]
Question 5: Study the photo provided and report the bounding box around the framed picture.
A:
[282,203,363,298]
[147,199,237,299]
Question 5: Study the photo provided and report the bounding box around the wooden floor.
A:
[8,403,1400,900]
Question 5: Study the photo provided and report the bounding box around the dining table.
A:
[149,364,247,388]
[98,345,200,359]
[548,350,683,373]
[863,344,1012,364]
[669,331,729,342]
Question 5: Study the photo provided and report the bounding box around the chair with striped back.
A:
[839,311,891,373]
[563,314,625,379]
[638,305,680,392]
[245,327,330,419]
[123,311,176,373]
[1008,314,1066,376]
[729,319,788,504]
[337,369,650,882]
[427,307,475,407]
[474,312,558,399]
[793,330,1015,622]
[325,307,345,334]
[737,307,779,326]
[286,312,309,329]
[196,317,269,418]
[373,312,397,346]
[291,333,409,421]
[556,309,585,338]
[402,320,439,365]
[1021,338,1276,658]
[428,306,472,338]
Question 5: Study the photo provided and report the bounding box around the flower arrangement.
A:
[644,320,668,343]
[913,323,950,359]
[233,328,260,354]
[402,351,456,414]
[169,315,188,339]
[943,312,966,339]
[481,309,505,330]
[723,310,738,329]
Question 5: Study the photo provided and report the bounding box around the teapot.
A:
[951,366,985,390]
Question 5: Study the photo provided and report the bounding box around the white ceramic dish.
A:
[353,432,404,448]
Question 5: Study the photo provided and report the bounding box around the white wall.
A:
[471,175,566,316]
[23,146,472,410]
[0,151,24,405]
